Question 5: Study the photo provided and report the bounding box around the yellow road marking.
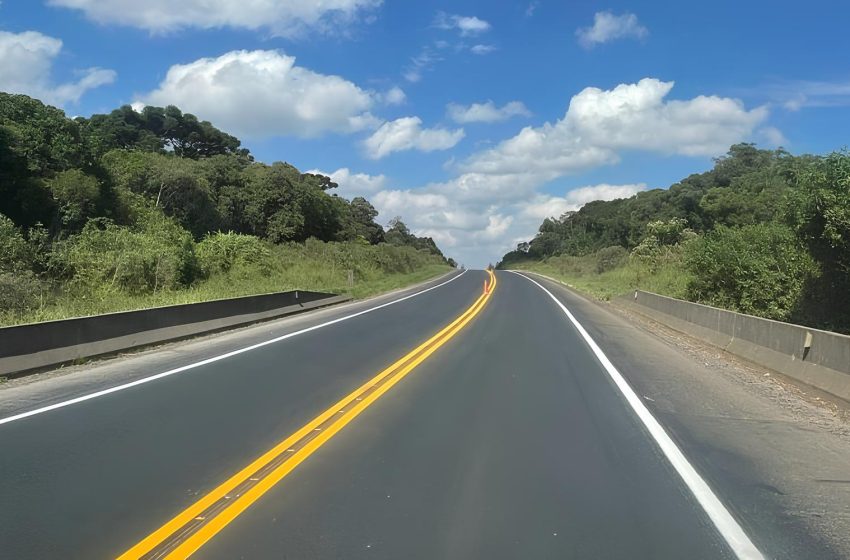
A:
[118,270,496,560]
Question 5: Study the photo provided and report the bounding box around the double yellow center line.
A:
[118,269,497,559]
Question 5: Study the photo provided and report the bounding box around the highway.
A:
[0,269,836,559]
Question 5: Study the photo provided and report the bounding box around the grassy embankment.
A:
[507,253,691,302]
[0,240,451,327]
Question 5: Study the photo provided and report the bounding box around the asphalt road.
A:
[0,269,829,559]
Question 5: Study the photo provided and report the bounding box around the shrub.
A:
[196,232,273,277]
[0,271,42,314]
[595,246,628,273]
[0,213,31,272]
[56,212,198,294]
[685,223,818,321]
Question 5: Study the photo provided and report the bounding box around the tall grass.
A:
[0,238,451,327]
[510,251,692,301]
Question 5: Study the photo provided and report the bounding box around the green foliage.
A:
[341,197,384,244]
[384,217,445,258]
[54,213,198,295]
[595,246,628,273]
[79,104,247,160]
[0,93,453,326]
[786,150,850,272]
[502,144,793,264]
[101,150,221,237]
[0,213,32,272]
[501,143,850,332]
[511,248,691,302]
[0,271,43,315]
[0,93,85,176]
[196,232,273,277]
[48,169,103,233]
[645,217,689,246]
[685,224,817,321]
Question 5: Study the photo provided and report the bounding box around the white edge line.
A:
[0,270,469,427]
[507,270,764,560]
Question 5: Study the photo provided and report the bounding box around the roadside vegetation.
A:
[500,144,850,333]
[0,93,453,327]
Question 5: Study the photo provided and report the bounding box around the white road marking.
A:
[0,271,468,427]
[508,270,764,560]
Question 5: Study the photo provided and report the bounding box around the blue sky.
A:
[1,1,848,266]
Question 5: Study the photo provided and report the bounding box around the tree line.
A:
[499,144,850,332]
[0,92,451,317]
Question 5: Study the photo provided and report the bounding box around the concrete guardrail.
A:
[0,290,350,378]
[621,290,850,403]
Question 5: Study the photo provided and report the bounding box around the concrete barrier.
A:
[0,290,350,378]
[621,290,850,402]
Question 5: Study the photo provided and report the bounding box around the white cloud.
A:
[403,45,443,83]
[368,78,771,267]
[306,167,388,198]
[48,0,381,37]
[525,2,539,18]
[576,11,648,49]
[447,100,531,123]
[381,86,406,105]
[759,126,788,147]
[520,184,648,221]
[0,30,115,106]
[363,116,465,159]
[136,50,380,139]
[476,214,513,240]
[367,182,648,267]
[470,44,497,55]
[758,79,850,111]
[434,12,491,36]
[463,78,768,179]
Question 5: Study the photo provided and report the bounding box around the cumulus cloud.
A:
[447,100,531,124]
[464,78,768,179]
[306,167,388,198]
[576,11,648,49]
[519,184,648,221]
[434,12,491,36]
[381,86,406,105]
[48,0,381,37]
[366,78,772,266]
[0,30,115,106]
[135,50,380,139]
[363,117,465,159]
[759,126,788,147]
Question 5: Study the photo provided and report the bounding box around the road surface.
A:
[0,270,836,558]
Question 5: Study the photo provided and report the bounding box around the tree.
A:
[786,150,850,273]
[0,93,86,175]
[345,197,384,244]
[685,224,817,321]
[48,170,102,234]
[101,151,220,238]
[79,104,249,160]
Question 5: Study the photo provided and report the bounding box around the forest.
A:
[0,93,452,326]
[499,144,850,333]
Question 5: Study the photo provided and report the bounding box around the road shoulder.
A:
[519,271,850,559]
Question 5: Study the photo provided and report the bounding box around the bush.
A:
[56,212,198,294]
[595,246,628,273]
[196,232,273,277]
[0,213,31,272]
[0,271,42,314]
[685,223,818,321]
